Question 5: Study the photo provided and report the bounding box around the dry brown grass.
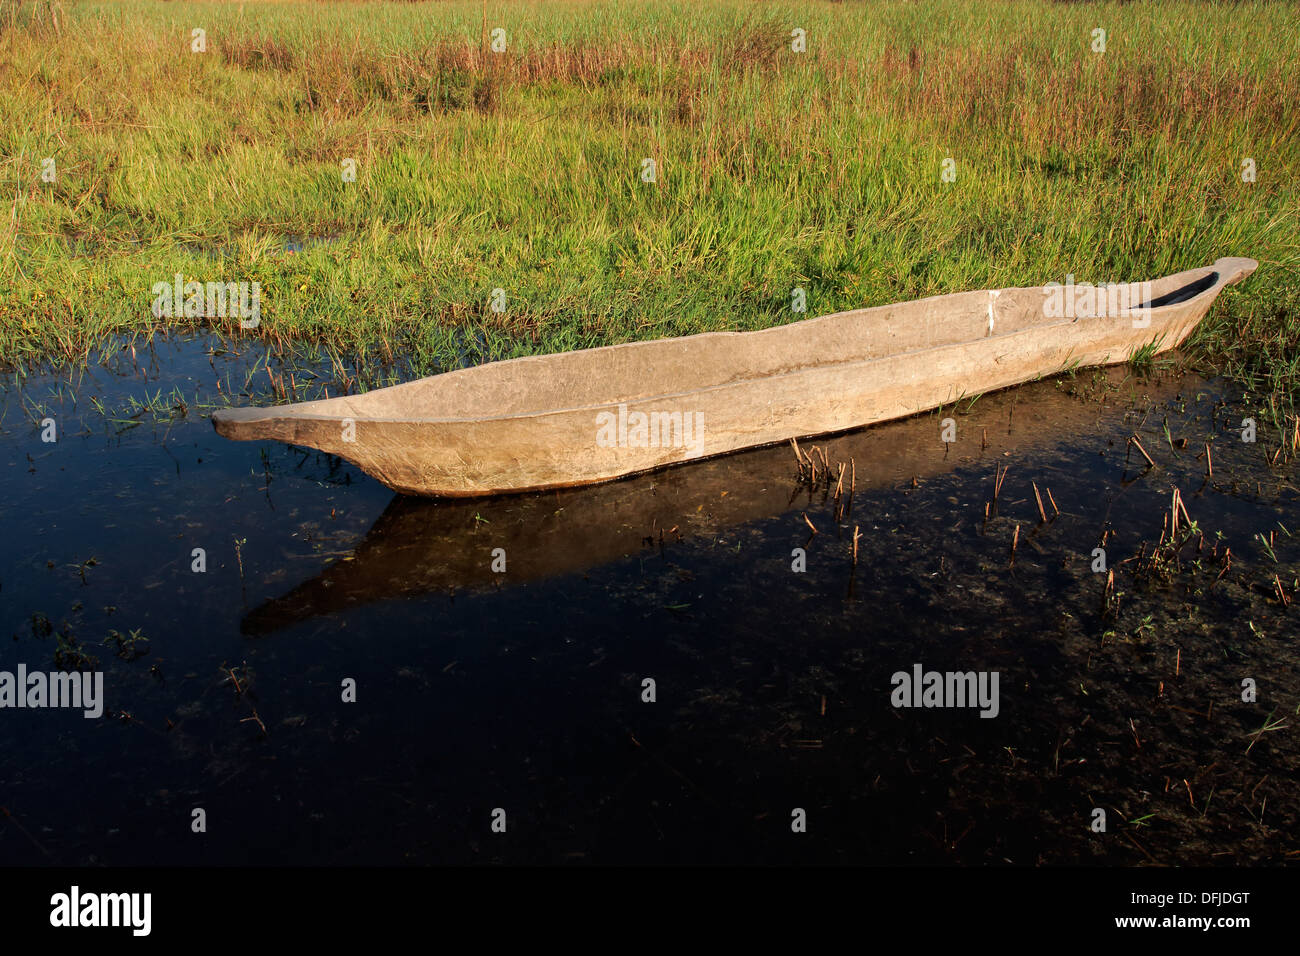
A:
[222,33,297,71]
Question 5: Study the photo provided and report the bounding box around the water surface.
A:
[2,335,1296,864]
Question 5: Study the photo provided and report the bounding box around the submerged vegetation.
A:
[0,0,1298,414]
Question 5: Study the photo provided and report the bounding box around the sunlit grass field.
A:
[2,0,1298,409]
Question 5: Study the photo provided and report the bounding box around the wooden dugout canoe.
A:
[211,256,1257,497]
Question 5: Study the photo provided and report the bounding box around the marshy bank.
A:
[2,0,1299,410]
[1,334,1296,864]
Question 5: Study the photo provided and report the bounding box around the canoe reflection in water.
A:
[241,363,1194,635]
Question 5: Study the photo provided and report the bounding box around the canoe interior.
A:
[1139,270,1219,308]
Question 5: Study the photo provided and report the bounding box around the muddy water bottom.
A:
[1,334,1297,865]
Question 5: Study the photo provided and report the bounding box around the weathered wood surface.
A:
[211,257,1257,497]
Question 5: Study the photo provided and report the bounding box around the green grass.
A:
[2,0,1299,411]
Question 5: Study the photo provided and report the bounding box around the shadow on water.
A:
[1,333,1297,865]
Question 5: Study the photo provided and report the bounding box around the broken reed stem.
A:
[803,512,818,535]
[989,463,1009,517]
[852,525,861,566]
[1046,486,1060,517]
[1032,482,1047,523]
[1205,442,1214,478]
[1130,435,1156,467]
[834,463,845,500]
[1009,524,1019,567]
[241,707,268,736]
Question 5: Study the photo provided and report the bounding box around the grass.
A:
[1,0,1299,411]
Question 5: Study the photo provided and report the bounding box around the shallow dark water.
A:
[1,334,1297,865]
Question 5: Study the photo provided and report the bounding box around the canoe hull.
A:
[211,257,1256,497]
